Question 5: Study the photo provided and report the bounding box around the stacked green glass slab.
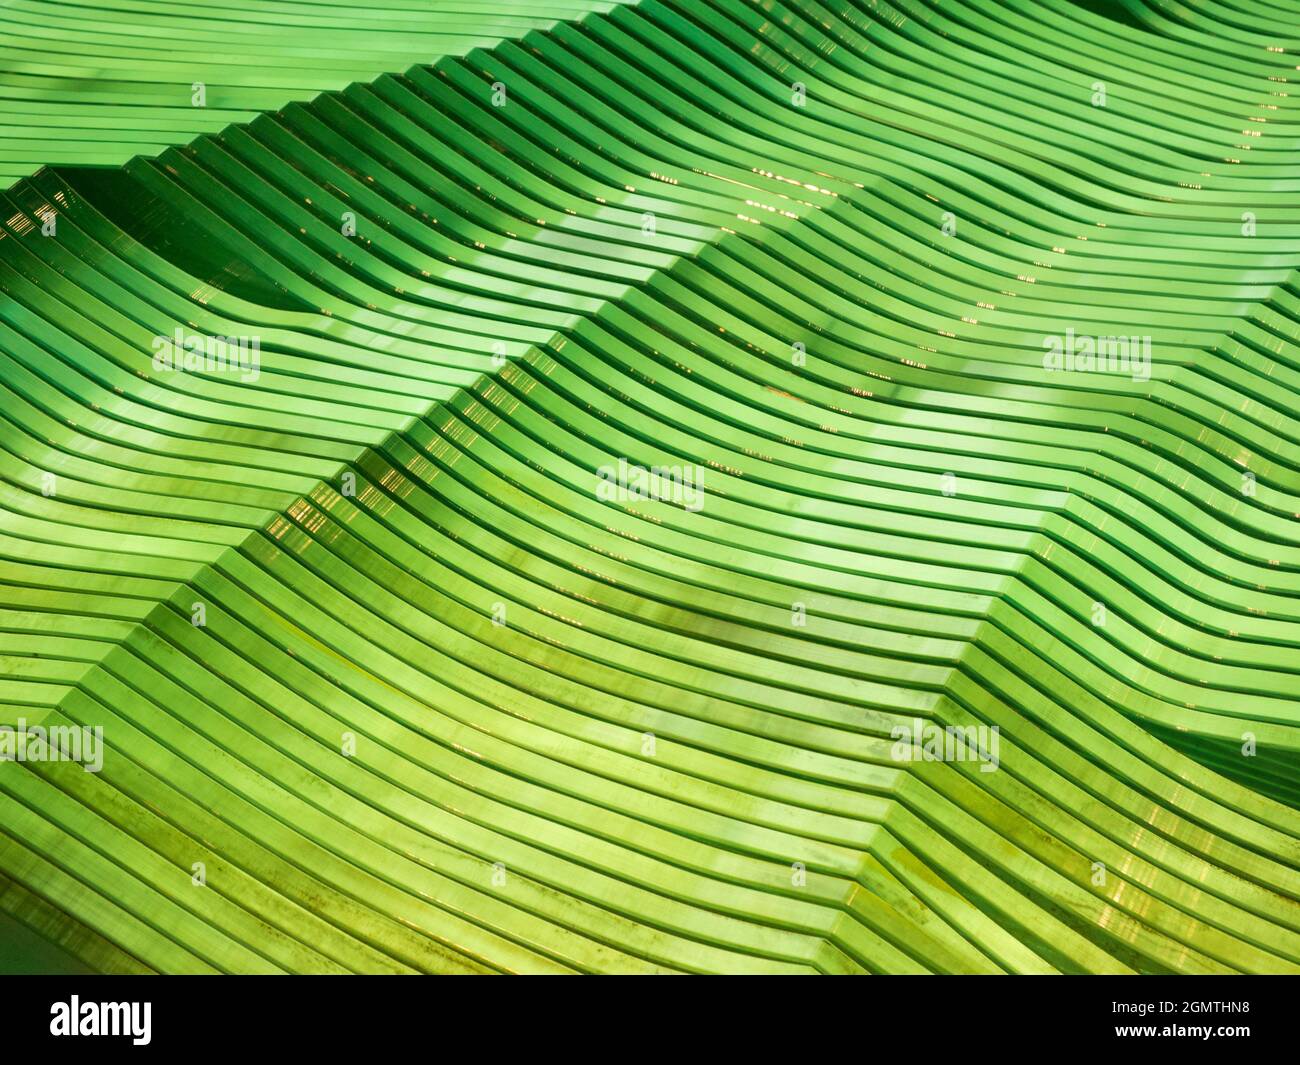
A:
[1,0,1298,973]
